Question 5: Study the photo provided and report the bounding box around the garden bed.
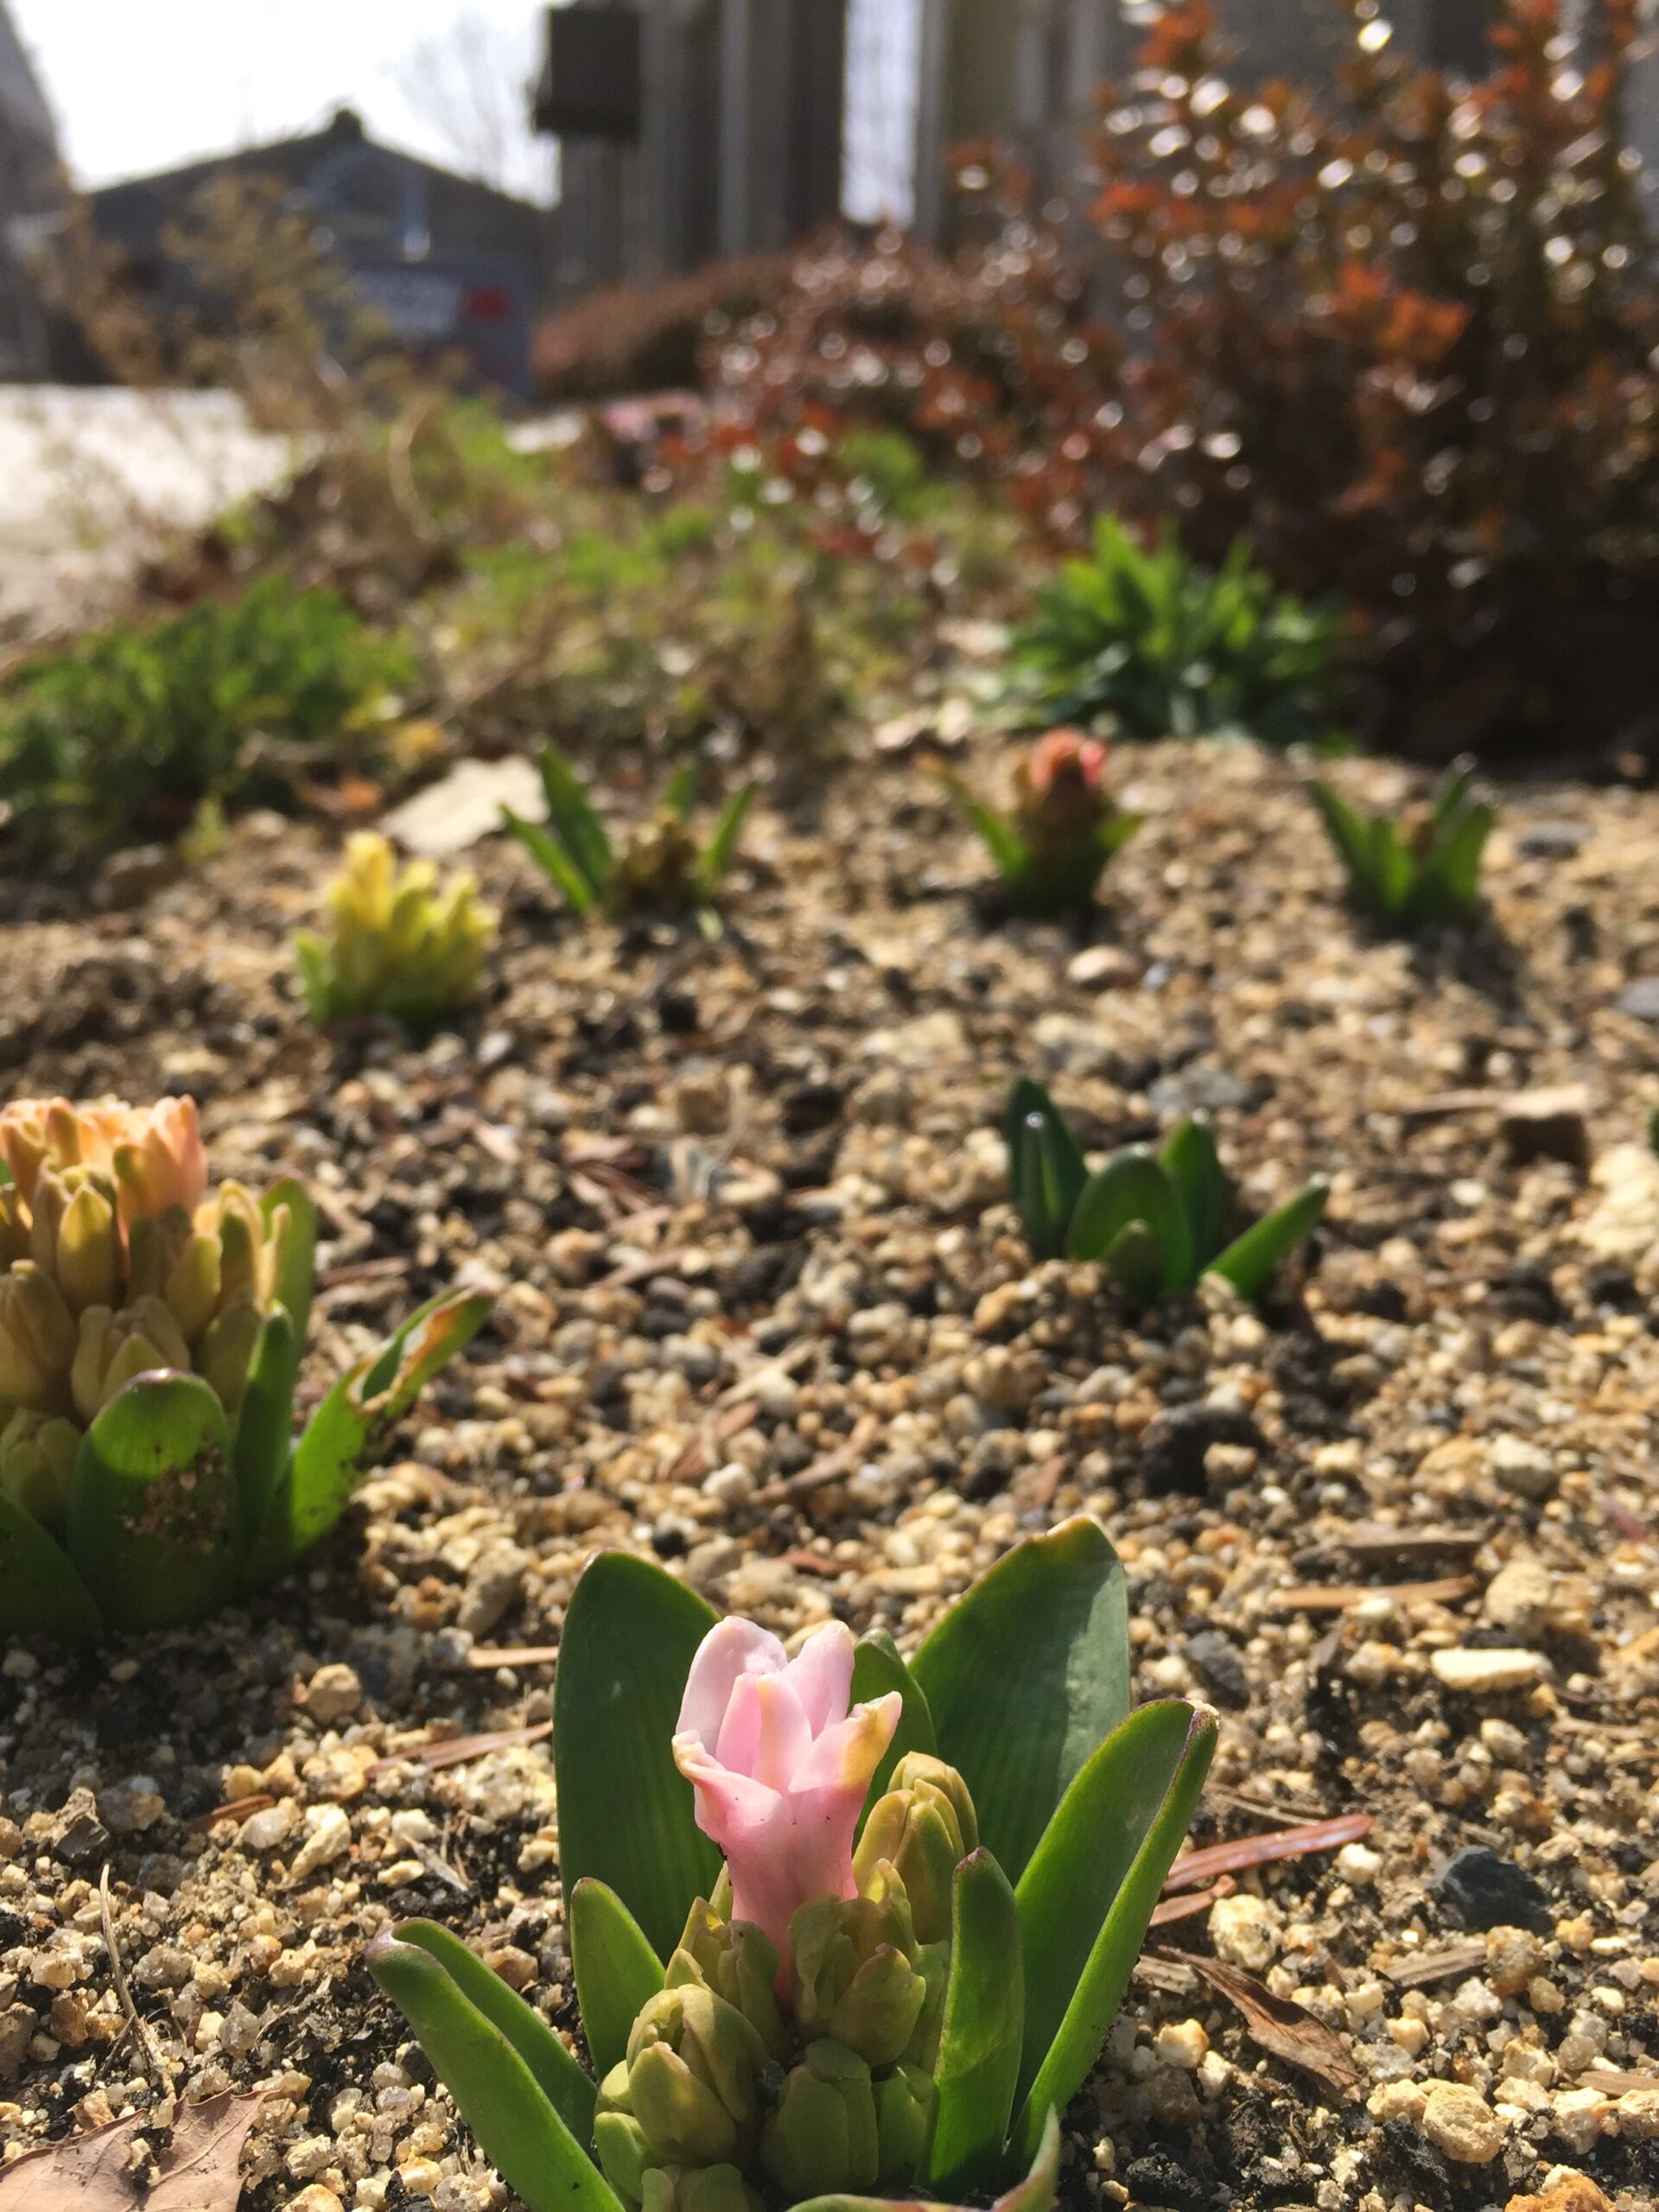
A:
[1,740,1656,2212]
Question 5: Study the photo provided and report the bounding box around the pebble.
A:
[1436,1847,1550,1933]
[1418,2079,1506,2164]
[304,1663,364,1726]
[1430,1646,1548,1694]
[1489,1435,1559,1502]
[289,1804,353,1881]
[1210,1894,1280,1971]
[285,2190,346,2212]
[1484,1558,1554,1639]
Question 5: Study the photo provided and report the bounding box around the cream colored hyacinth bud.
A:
[28,1167,121,1314]
[0,1408,81,1525]
[126,1209,223,1343]
[0,1262,78,1414]
[71,1298,192,1425]
[195,1301,264,1415]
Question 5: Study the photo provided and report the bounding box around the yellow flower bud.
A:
[71,1297,192,1424]
[0,1408,82,1525]
[0,1262,78,1413]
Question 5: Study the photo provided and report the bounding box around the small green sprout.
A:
[1310,761,1494,931]
[1005,1078,1326,1303]
[505,747,754,924]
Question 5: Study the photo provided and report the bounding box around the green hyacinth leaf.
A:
[911,1517,1129,1885]
[569,1878,665,2081]
[262,1175,318,1345]
[1065,1151,1193,1296]
[0,1489,103,1641]
[702,780,756,887]
[232,1306,299,1538]
[537,743,613,890]
[1158,1119,1229,1273]
[554,1551,723,1960]
[249,1287,490,1585]
[1014,1701,1213,2109]
[925,1847,1024,2196]
[1309,779,1374,896]
[792,2107,1060,2212]
[368,1926,614,2212]
[851,1630,937,1815]
[66,1371,238,1632]
[504,809,600,913]
[1206,1180,1328,1304]
[1003,1079,1088,1262]
[1011,1704,1217,2164]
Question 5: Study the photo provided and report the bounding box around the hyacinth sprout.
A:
[372,1519,1216,2212]
[296,830,499,1029]
[0,1093,489,1638]
[940,729,1141,918]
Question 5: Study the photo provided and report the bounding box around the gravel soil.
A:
[2,739,1657,2212]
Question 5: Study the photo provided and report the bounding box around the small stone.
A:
[1614,978,1659,1021]
[399,2158,443,2197]
[702,1461,756,1507]
[303,1663,363,1726]
[1066,944,1139,989]
[1489,1435,1558,1501]
[286,2189,347,2212]
[1549,2088,1613,2155]
[456,1542,530,1637]
[48,1787,110,1866]
[1516,821,1590,859]
[1154,2018,1209,2069]
[1185,1629,1249,1709]
[1431,1646,1548,1694]
[1498,1087,1592,1172]
[289,1803,353,1882]
[1210,1893,1281,1971]
[1337,1840,1382,1887]
[1141,1402,1263,1497]
[242,1802,300,1852]
[0,2004,33,2082]
[95,843,181,911]
[1487,1925,1548,1997]
[1503,2178,1614,2212]
[1435,1847,1550,1932]
[1484,1559,1554,1639]
[99,1777,166,1833]
[1419,2080,1505,2164]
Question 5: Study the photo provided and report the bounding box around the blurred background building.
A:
[0,0,60,376]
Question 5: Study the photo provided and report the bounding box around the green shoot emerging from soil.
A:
[505,747,755,925]
[1005,1079,1326,1304]
[1310,762,1494,931]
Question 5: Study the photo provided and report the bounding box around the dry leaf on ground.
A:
[0,2092,263,2212]
[1170,1952,1362,2102]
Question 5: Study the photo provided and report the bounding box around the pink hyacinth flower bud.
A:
[1026,728,1109,798]
[673,1619,901,1969]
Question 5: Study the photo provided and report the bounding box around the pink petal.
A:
[795,1691,902,1794]
[744,1673,814,1793]
[781,1621,855,1737]
[677,1617,786,1750]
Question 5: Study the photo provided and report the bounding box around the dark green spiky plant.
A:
[0,1093,487,1639]
[1006,1079,1326,1303]
[1010,517,1343,743]
[370,1521,1216,2212]
[505,746,755,924]
[1310,762,1494,931]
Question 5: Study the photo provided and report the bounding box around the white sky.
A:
[12,0,921,221]
[10,1,556,200]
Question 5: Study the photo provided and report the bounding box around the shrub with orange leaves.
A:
[1084,0,1659,755]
